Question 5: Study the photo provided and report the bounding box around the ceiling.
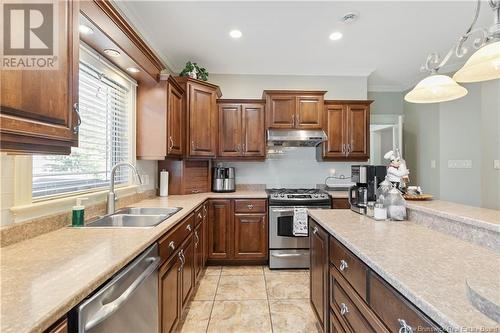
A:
[115,1,493,91]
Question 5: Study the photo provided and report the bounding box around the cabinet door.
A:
[159,252,182,333]
[323,104,347,159]
[242,104,265,157]
[266,95,296,128]
[202,203,209,266]
[194,222,203,282]
[181,234,195,309]
[296,96,323,129]
[167,81,184,156]
[188,83,217,157]
[0,0,79,154]
[218,104,242,157]
[234,214,267,259]
[346,104,369,160]
[208,200,232,259]
[310,219,329,332]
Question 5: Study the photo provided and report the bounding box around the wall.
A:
[210,74,368,186]
[368,91,404,115]
[402,80,500,209]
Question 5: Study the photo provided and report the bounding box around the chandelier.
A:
[405,0,500,103]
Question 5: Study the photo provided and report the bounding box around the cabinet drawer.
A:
[330,310,346,333]
[330,236,368,299]
[159,213,195,261]
[194,206,204,226]
[330,266,388,333]
[234,199,266,213]
[370,273,441,333]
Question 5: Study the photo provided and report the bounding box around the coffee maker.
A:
[212,167,236,193]
[349,165,387,214]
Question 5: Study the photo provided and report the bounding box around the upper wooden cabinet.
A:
[320,100,372,161]
[0,0,79,154]
[176,77,221,158]
[217,99,266,159]
[137,75,184,159]
[263,91,326,129]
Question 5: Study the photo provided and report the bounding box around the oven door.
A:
[269,206,312,249]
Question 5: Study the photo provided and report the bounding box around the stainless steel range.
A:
[267,188,331,269]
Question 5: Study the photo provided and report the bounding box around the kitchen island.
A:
[308,207,500,332]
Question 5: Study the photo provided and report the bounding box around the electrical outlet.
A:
[431,160,436,169]
[494,160,500,170]
[447,160,473,169]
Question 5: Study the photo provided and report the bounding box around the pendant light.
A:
[453,40,500,82]
[408,0,500,103]
[404,74,468,103]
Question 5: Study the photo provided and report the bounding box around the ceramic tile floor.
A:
[176,266,322,333]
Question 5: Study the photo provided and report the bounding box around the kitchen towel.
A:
[293,208,308,236]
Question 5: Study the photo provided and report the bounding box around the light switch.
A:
[431,160,436,169]
[447,160,473,169]
[494,160,500,170]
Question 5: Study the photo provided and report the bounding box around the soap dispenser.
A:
[72,197,88,227]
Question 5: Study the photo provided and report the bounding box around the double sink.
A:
[82,207,182,228]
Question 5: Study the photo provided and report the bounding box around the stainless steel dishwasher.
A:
[71,244,160,333]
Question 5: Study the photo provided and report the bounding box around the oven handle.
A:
[271,208,296,213]
[271,253,305,258]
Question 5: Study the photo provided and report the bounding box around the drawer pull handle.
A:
[168,241,175,251]
[198,213,203,219]
[340,303,349,316]
[398,319,414,333]
[194,231,199,247]
[247,204,254,209]
[339,259,349,272]
[312,226,318,234]
[186,224,192,232]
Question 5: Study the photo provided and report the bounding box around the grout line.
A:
[205,269,221,333]
[263,269,275,333]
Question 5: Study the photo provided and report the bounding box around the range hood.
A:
[266,129,328,147]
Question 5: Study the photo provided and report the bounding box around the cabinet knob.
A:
[247,204,254,209]
[191,189,200,194]
[198,212,203,219]
[398,319,414,333]
[168,241,175,251]
[73,103,81,134]
[340,303,349,316]
[186,224,192,232]
[339,259,349,272]
[312,226,318,234]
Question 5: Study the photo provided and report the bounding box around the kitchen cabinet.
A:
[202,202,209,266]
[180,234,195,309]
[332,198,350,209]
[137,75,184,159]
[158,160,210,194]
[208,199,233,260]
[320,101,372,162]
[217,100,266,159]
[0,0,79,155]
[159,250,182,333]
[176,77,222,158]
[310,218,329,332]
[263,91,326,129]
[208,199,268,264]
[194,206,204,282]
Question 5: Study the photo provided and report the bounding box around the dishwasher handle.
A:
[84,256,160,331]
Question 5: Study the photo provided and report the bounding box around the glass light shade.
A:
[453,41,500,83]
[404,74,468,103]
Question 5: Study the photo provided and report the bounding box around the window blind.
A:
[32,61,131,198]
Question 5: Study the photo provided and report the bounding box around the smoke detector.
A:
[341,12,359,24]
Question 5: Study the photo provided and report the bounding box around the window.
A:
[32,57,134,199]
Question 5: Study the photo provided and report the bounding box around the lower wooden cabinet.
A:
[180,234,195,309]
[159,250,182,333]
[310,219,329,332]
[208,199,268,263]
[194,221,203,281]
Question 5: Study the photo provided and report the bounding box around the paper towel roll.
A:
[160,170,169,197]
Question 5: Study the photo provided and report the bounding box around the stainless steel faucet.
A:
[107,162,143,214]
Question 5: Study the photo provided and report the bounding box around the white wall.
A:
[402,80,500,209]
[210,74,368,186]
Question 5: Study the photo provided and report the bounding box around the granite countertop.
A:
[0,190,267,333]
[308,209,500,331]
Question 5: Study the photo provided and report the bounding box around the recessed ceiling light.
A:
[229,30,242,39]
[79,24,94,35]
[126,67,140,73]
[341,11,360,24]
[103,49,121,57]
[329,32,343,41]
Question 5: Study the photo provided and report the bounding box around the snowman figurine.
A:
[384,149,409,192]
